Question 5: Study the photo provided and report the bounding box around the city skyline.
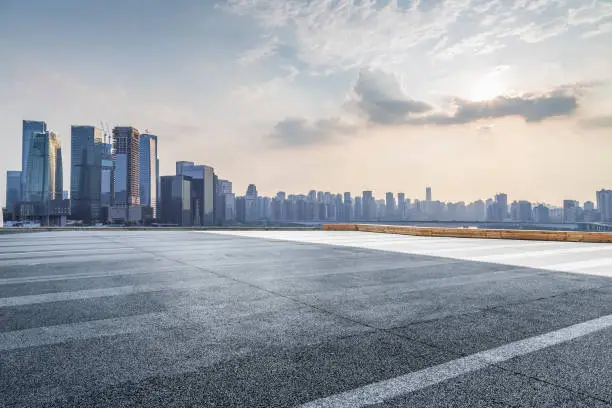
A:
[2,1,612,204]
[3,117,612,209]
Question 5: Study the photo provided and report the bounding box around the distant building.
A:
[177,162,215,225]
[245,184,258,223]
[21,120,47,199]
[70,125,104,224]
[5,170,21,215]
[160,175,191,226]
[517,200,532,222]
[24,131,63,203]
[596,189,612,222]
[176,161,194,175]
[385,192,395,219]
[215,179,233,223]
[563,200,579,223]
[495,193,508,221]
[533,204,550,223]
[139,134,159,219]
[362,191,373,221]
[584,201,595,212]
[426,187,432,202]
[100,142,113,221]
[112,127,140,221]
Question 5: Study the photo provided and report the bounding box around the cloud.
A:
[580,115,612,128]
[237,36,281,65]
[222,0,612,69]
[348,69,589,126]
[352,70,432,125]
[269,117,355,146]
[410,91,579,125]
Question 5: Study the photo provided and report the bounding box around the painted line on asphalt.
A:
[0,279,222,307]
[297,313,612,408]
[0,313,176,351]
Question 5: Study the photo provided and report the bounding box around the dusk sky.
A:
[1,0,611,205]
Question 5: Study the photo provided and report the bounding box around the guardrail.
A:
[322,224,612,243]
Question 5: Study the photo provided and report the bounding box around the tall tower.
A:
[139,134,159,218]
[21,120,47,199]
[425,186,432,202]
[24,131,62,203]
[112,126,140,207]
[70,125,104,223]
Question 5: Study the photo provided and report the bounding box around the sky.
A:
[1,0,611,206]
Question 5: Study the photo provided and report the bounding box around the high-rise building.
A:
[100,142,113,212]
[24,131,63,203]
[596,189,612,222]
[215,179,233,223]
[584,201,595,212]
[160,175,191,226]
[533,204,550,223]
[495,193,508,221]
[139,134,159,218]
[517,200,532,222]
[425,187,432,202]
[397,193,405,219]
[21,120,47,199]
[5,170,21,214]
[176,161,194,175]
[362,191,373,221]
[385,192,395,219]
[563,200,579,223]
[343,192,352,221]
[245,184,258,223]
[177,162,215,225]
[355,196,362,220]
[70,125,104,223]
[112,126,140,207]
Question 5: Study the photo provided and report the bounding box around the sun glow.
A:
[468,75,507,101]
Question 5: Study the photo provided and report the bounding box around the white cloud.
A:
[237,35,280,65]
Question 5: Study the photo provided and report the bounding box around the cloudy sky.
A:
[1,0,611,205]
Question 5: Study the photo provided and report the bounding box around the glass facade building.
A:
[139,134,159,218]
[24,131,63,203]
[5,170,21,213]
[100,143,113,209]
[21,120,47,198]
[70,126,104,223]
[176,162,215,225]
[160,175,191,226]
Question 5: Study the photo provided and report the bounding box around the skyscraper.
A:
[5,171,21,214]
[112,126,140,208]
[176,162,215,225]
[596,189,612,222]
[495,193,508,221]
[362,191,373,221]
[385,192,395,219]
[139,134,159,218]
[160,175,191,226]
[245,184,258,223]
[100,142,113,213]
[24,131,62,203]
[425,186,432,202]
[70,126,104,223]
[21,120,47,199]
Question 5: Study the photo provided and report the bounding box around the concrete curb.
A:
[322,224,612,243]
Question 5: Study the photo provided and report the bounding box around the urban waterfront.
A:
[4,119,612,230]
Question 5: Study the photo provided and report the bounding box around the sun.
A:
[468,75,507,101]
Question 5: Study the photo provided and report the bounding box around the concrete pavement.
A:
[1,230,611,407]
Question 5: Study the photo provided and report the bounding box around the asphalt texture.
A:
[0,230,611,408]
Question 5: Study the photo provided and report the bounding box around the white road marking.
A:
[0,279,220,307]
[205,231,612,278]
[0,313,176,351]
[297,313,612,408]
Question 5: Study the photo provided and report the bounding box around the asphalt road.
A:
[1,230,611,407]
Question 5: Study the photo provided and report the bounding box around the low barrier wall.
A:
[322,224,612,243]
